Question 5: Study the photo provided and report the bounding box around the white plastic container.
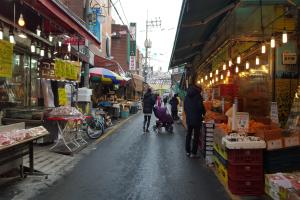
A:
[78,87,92,96]
[77,94,91,102]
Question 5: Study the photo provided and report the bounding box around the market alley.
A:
[31,113,229,200]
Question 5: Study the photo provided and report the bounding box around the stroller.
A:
[153,106,174,133]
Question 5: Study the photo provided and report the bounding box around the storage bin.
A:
[227,149,263,164]
[120,111,129,118]
[228,178,264,196]
[228,163,263,180]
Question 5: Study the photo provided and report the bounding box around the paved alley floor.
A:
[30,113,229,200]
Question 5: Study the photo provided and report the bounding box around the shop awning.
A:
[131,74,144,92]
[27,0,100,46]
[94,55,118,71]
[169,0,238,69]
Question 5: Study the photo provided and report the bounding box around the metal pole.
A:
[144,11,149,83]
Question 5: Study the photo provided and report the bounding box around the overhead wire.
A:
[119,0,129,25]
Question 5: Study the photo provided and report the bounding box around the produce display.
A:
[265,173,300,200]
[0,126,48,147]
[222,133,266,149]
[49,106,83,117]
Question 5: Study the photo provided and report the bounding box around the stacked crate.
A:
[200,122,215,165]
[227,149,265,196]
[213,127,228,186]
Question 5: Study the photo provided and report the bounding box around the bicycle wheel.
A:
[86,121,104,139]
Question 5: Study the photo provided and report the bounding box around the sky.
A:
[111,0,183,72]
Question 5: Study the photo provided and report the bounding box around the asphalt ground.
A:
[30,113,229,200]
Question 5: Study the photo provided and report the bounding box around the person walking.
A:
[142,88,155,133]
[184,85,206,158]
[156,94,162,107]
[170,94,179,120]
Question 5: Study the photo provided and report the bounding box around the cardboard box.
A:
[283,134,300,148]
[256,129,284,150]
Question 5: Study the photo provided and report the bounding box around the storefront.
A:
[170,0,300,199]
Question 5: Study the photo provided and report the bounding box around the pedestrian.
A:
[170,94,179,120]
[142,88,155,133]
[156,93,162,107]
[163,96,168,107]
[184,85,206,158]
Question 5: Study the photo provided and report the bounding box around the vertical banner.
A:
[129,22,136,70]
[0,40,13,78]
[88,7,102,42]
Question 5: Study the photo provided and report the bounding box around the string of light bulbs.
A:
[197,30,290,88]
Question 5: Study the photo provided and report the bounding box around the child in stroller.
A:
[153,105,174,133]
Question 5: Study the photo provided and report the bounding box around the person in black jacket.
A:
[184,85,206,158]
[142,88,155,133]
[169,94,179,120]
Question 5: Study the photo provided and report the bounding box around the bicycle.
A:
[80,108,105,139]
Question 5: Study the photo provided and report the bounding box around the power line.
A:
[119,0,129,25]
[110,0,126,25]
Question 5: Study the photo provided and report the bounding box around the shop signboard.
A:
[236,112,249,133]
[58,87,67,106]
[129,23,136,70]
[88,7,102,42]
[54,59,81,81]
[0,40,13,78]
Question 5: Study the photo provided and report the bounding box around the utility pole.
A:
[144,13,161,83]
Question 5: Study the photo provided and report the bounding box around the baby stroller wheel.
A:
[166,125,173,133]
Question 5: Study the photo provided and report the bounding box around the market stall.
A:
[170,0,300,199]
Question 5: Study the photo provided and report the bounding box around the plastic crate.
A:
[228,163,263,180]
[213,148,227,167]
[228,178,264,196]
[227,149,263,164]
[213,156,228,185]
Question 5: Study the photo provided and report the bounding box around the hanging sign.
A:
[0,40,13,78]
[53,59,81,81]
[270,102,279,124]
[236,112,249,133]
[58,87,67,106]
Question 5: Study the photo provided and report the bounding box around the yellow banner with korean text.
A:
[0,40,13,78]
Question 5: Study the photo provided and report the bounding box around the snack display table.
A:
[47,116,87,155]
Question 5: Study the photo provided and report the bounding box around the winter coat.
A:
[184,86,206,126]
[143,92,155,114]
[170,97,179,112]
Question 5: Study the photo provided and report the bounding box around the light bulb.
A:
[201,78,203,83]
[48,50,52,58]
[30,43,36,53]
[205,75,208,80]
[227,70,230,77]
[210,72,213,78]
[235,66,239,73]
[271,36,276,48]
[209,80,212,84]
[246,61,250,69]
[36,26,41,37]
[237,55,241,64]
[18,14,25,27]
[282,30,288,44]
[229,59,233,67]
[0,30,3,40]
[58,41,62,47]
[256,56,260,65]
[216,69,219,75]
[49,33,53,42]
[223,63,226,70]
[9,30,15,44]
[261,44,266,54]
[221,74,224,80]
[212,79,214,84]
[68,43,71,52]
[216,77,218,82]
[40,48,45,57]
